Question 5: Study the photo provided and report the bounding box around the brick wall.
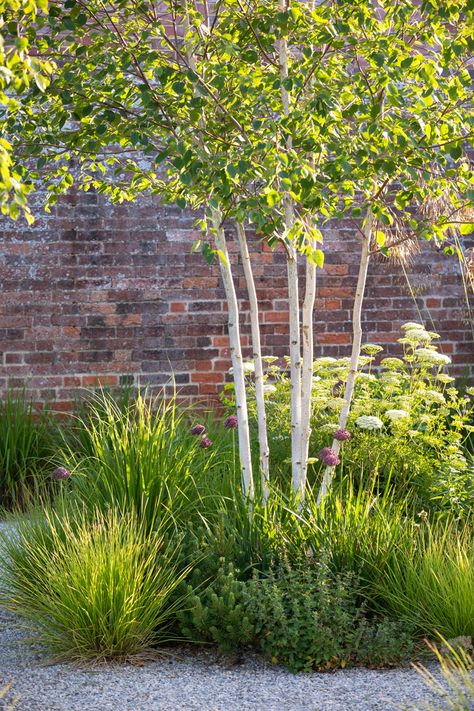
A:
[1,188,473,411]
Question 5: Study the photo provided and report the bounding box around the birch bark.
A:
[236,222,270,500]
[212,211,254,499]
[279,0,302,495]
[299,245,317,500]
[317,210,375,504]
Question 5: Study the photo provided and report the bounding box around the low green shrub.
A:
[178,559,255,655]
[178,552,414,670]
[246,557,414,672]
[0,391,55,509]
[374,522,474,640]
[0,508,190,662]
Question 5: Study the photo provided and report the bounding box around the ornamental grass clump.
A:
[0,390,55,509]
[60,389,230,529]
[0,508,190,663]
[374,522,474,641]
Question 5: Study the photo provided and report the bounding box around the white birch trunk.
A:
[279,0,302,494]
[299,247,317,501]
[317,210,375,504]
[212,210,254,500]
[236,222,270,501]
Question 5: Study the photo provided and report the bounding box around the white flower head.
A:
[263,383,277,394]
[228,361,255,376]
[358,372,377,381]
[262,356,279,364]
[466,387,474,397]
[416,348,451,365]
[404,329,432,342]
[425,390,446,404]
[361,343,383,355]
[401,322,425,331]
[313,357,337,369]
[436,374,455,384]
[355,415,384,430]
[385,409,409,421]
[381,357,404,370]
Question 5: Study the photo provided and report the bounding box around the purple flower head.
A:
[323,452,341,467]
[318,447,333,461]
[191,424,206,436]
[52,467,71,481]
[318,448,340,467]
[200,436,213,449]
[224,415,238,430]
[334,428,351,442]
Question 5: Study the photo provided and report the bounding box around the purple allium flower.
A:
[200,437,213,449]
[323,452,340,467]
[318,447,333,461]
[191,424,206,436]
[52,467,71,481]
[318,448,340,467]
[224,415,238,430]
[334,428,351,442]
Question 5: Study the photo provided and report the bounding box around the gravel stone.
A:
[0,519,441,711]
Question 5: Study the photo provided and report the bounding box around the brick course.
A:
[1,189,473,409]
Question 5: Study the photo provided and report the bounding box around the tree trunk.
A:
[279,0,302,494]
[317,211,375,504]
[212,210,254,500]
[236,222,270,501]
[299,248,317,501]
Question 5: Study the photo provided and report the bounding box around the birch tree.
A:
[6,0,474,505]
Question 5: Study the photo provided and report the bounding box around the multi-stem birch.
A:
[236,221,270,500]
[212,211,254,499]
[278,0,302,495]
[317,210,375,504]
[299,242,317,500]
[182,3,254,498]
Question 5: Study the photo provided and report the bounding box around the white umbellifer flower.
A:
[313,357,337,367]
[262,356,279,363]
[404,329,431,342]
[381,357,404,369]
[401,322,425,330]
[385,409,409,421]
[312,375,321,383]
[466,387,474,397]
[436,374,455,384]
[416,348,451,365]
[361,343,383,355]
[321,423,339,433]
[355,415,384,430]
[263,384,277,394]
[425,390,446,404]
[358,372,376,381]
[228,361,255,375]
[327,397,347,409]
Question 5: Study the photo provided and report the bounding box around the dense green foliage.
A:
[223,325,474,514]
[0,391,55,509]
[0,508,190,662]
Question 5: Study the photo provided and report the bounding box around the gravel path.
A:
[0,520,441,711]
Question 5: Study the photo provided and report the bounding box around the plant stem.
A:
[317,210,375,504]
[212,210,254,500]
[236,221,270,502]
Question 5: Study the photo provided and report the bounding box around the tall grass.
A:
[0,507,191,662]
[0,391,54,510]
[411,640,474,711]
[374,522,474,639]
[59,389,235,530]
